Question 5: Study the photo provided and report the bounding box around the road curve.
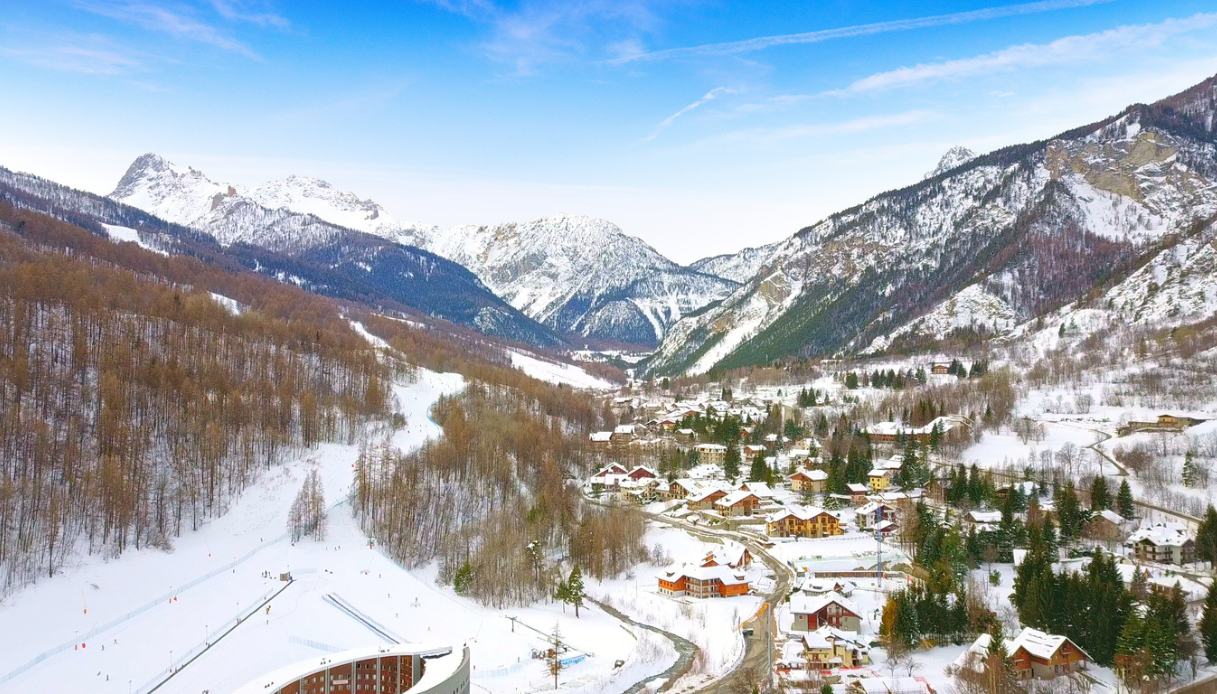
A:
[588,495,796,693]
[585,597,699,694]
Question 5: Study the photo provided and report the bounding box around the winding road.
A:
[588,496,796,693]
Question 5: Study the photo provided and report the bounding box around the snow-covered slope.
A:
[647,74,1217,375]
[689,242,779,284]
[1012,217,1217,343]
[0,369,667,693]
[864,283,1016,353]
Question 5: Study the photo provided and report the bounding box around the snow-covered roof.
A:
[589,431,613,442]
[234,643,461,694]
[768,504,834,523]
[790,591,859,618]
[967,510,1002,523]
[613,424,637,435]
[662,563,748,586]
[867,468,890,478]
[689,486,729,503]
[704,541,750,568]
[866,421,904,436]
[1097,509,1128,525]
[695,443,728,451]
[1010,627,1090,661]
[740,481,776,497]
[800,577,856,595]
[1127,522,1193,548]
[847,483,869,493]
[791,468,828,481]
[963,627,1090,665]
[716,490,759,508]
[856,501,893,515]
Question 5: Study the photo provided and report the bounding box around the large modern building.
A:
[235,643,470,694]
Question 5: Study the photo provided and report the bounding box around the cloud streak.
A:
[611,0,1112,64]
[643,86,735,142]
[837,11,1217,94]
[711,110,938,146]
[76,0,258,58]
[207,0,290,29]
[422,0,663,75]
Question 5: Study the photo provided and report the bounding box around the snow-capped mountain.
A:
[11,156,559,347]
[924,146,978,179]
[113,155,738,346]
[429,216,738,346]
[647,74,1217,375]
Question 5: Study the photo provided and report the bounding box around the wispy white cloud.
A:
[712,110,938,145]
[207,0,289,29]
[421,0,663,75]
[0,28,145,75]
[643,86,735,142]
[611,0,1111,65]
[75,0,258,58]
[837,12,1217,94]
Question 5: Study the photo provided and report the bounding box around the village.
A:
[581,359,1217,693]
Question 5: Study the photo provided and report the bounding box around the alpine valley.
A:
[4,74,1217,373]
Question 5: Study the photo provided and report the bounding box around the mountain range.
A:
[109,158,737,347]
[0,162,560,346]
[6,73,1217,375]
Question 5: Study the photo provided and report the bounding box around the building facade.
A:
[236,644,470,694]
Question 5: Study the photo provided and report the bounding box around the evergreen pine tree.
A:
[1182,451,1200,488]
[1197,506,1217,565]
[453,561,474,594]
[566,566,584,618]
[748,454,769,483]
[1117,479,1136,520]
[1056,482,1086,541]
[1200,581,1217,662]
[724,445,741,482]
[556,578,570,612]
[1090,475,1110,511]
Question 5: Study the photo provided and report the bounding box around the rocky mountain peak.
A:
[924,146,978,179]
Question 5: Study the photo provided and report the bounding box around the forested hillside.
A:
[0,202,389,591]
[350,314,645,607]
[0,199,644,608]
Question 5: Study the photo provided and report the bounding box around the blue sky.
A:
[2,0,1217,261]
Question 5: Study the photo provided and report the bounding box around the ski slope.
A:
[0,369,668,693]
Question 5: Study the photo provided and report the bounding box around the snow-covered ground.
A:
[209,291,243,315]
[507,348,615,390]
[0,369,669,693]
[101,223,167,255]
